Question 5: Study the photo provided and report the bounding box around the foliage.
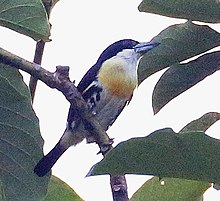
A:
[0,0,50,41]
[138,0,220,23]
[90,127,220,182]
[42,176,83,201]
[130,177,210,201]
[0,65,49,201]
[0,0,220,200]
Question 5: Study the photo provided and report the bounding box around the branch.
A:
[0,47,111,146]
[110,175,129,201]
[0,47,128,201]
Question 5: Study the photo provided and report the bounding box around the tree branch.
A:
[0,47,128,201]
[110,175,129,201]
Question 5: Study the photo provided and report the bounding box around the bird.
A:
[34,39,159,177]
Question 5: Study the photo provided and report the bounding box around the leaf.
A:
[138,0,220,23]
[130,177,210,201]
[42,176,84,201]
[137,21,220,84]
[90,113,219,199]
[0,65,50,201]
[180,112,220,133]
[0,0,50,41]
[89,128,220,183]
[152,51,220,114]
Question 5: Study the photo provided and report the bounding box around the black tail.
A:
[34,142,67,177]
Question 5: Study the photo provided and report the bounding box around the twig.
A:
[0,47,128,201]
[29,40,45,101]
[29,0,53,102]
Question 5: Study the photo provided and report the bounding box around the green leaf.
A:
[180,112,220,133]
[152,51,220,114]
[0,65,50,201]
[0,0,50,41]
[89,128,220,183]
[138,0,220,23]
[91,113,217,200]
[42,176,84,201]
[130,177,210,201]
[138,21,220,84]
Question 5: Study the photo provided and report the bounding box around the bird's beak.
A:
[134,41,160,55]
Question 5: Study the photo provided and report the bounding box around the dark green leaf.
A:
[152,51,220,114]
[138,21,220,84]
[138,0,220,23]
[89,128,220,183]
[42,176,83,201]
[180,112,220,133]
[130,113,217,200]
[0,0,50,41]
[130,177,210,201]
[0,65,50,201]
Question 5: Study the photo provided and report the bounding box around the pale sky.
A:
[1,0,220,200]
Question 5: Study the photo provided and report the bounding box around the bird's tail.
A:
[34,128,86,177]
[34,142,67,177]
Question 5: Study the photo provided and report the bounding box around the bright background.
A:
[1,0,220,200]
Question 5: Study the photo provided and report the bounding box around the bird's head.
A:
[97,39,159,77]
[97,39,159,65]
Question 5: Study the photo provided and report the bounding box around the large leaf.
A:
[130,177,210,201]
[138,0,220,23]
[89,128,220,183]
[42,176,84,201]
[152,51,220,114]
[0,0,50,41]
[130,113,217,200]
[138,21,220,84]
[0,65,50,201]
